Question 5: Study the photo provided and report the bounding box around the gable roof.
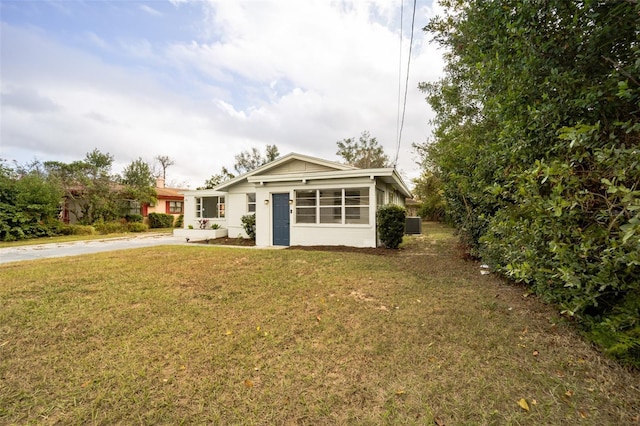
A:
[156,186,186,199]
[214,152,412,198]
[213,153,355,192]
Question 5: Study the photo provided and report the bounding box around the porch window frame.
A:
[294,187,370,225]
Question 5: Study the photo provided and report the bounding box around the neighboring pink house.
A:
[143,178,187,222]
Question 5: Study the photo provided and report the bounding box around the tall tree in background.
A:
[154,155,175,181]
[412,171,445,221]
[200,167,235,190]
[422,1,639,365]
[336,131,390,168]
[233,144,280,175]
[200,145,280,189]
[121,158,156,207]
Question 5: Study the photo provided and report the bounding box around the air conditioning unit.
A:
[405,217,422,235]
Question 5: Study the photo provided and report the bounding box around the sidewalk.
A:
[0,233,185,265]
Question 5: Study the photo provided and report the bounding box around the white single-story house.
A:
[176,153,412,248]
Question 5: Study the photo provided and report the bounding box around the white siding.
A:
[252,177,378,247]
[225,181,259,239]
[181,190,227,230]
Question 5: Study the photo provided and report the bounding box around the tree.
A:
[233,144,280,175]
[45,149,120,223]
[422,0,640,366]
[200,167,235,190]
[154,155,175,181]
[120,158,157,207]
[199,145,279,189]
[412,171,445,221]
[336,131,390,168]
[0,160,64,241]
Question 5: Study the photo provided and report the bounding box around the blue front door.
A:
[272,193,290,246]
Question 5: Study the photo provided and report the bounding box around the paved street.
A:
[0,233,185,265]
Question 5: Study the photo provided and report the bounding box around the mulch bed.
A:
[190,238,398,255]
[288,245,399,255]
[190,237,256,247]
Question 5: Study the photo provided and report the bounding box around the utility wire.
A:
[395,0,404,164]
[394,0,417,168]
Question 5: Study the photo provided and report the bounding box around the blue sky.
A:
[1,0,443,188]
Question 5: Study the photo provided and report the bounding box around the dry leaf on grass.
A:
[518,398,530,411]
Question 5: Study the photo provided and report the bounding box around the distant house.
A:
[176,153,412,248]
[143,178,187,223]
[405,198,420,217]
[60,184,137,224]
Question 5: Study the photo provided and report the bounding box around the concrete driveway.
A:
[0,233,186,265]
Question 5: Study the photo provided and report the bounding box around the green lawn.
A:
[1,223,638,425]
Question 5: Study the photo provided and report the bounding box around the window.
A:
[127,200,141,215]
[295,190,317,223]
[247,193,256,213]
[196,196,225,218]
[167,201,183,214]
[376,189,385,207]
[345,188,369,224]
[319,189,342,224]
[295,188,369,225]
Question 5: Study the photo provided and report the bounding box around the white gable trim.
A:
[214,153,355,192]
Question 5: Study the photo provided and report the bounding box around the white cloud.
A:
[0,1,444,188]
[139,4,163,17]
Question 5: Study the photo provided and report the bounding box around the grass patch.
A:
[0,222,638,424]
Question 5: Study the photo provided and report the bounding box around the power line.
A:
[394,0,417,168]
[395,0,404,163]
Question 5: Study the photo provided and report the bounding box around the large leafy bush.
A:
[0,162,64,241]
[421,1,639,366]
[148,213,174,228]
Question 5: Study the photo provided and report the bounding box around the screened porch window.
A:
[295,190,317,223]
[345,188,369,224]
[319,189,342,224]
[195,196,225,218]
[295,188,369,225]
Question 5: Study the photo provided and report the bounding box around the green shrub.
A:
[241,214,256,239]
[148,213,174,228]
[210,223,221,230]
[127,222,148,233]
[585,292,640,369]
[174,214,184,228]
[94,220,128,235]
[421,1,640,366]
[61,224,95,236]
[377,205,406,249]
[126,214,144,223]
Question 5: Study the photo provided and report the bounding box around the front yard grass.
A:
[0,222,638,424]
